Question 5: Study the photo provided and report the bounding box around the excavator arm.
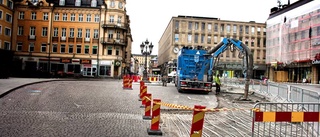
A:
[207,38,254,100]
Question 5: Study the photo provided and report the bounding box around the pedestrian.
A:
[162,74,167,87]
[215,74,221,95]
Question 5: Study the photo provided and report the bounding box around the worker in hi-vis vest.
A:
[215,74,221,95]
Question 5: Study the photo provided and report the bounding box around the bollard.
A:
[147,99,162,135]
[190,105,206,137]
[139,81,145,100]
[122,76,128,89]
[142,93,152,120]
[140,85,147,108]
[128,77,133,90]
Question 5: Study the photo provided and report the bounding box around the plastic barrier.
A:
[190,105,206,137]
[140,85,147,108]
[139,81,145,101]
[147,99,163,135]
[143,93,152,120]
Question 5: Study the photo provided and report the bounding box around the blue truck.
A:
[175,38,254,99]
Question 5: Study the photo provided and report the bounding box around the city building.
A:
[158,15,267,79]
[9,0,132,78]
[266,0,320,84]
[0,0,13,50]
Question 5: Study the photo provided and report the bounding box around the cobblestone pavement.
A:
[0,80,166,137]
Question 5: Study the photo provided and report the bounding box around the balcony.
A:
[100,37,126,46]
[52,36,58,42]
[85,38,90,43]
[61,36,66,42]
[92,38,99,43]
[76,37,83,43]
[29,35,36,40]
[101,21,128,30]
[68,37,75,42]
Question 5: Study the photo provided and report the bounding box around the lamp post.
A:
[140,39,153,83]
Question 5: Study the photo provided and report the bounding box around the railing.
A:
[222,78,320,103]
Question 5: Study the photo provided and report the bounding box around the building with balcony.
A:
[0,0,13,50]
[158,15,267,79]
[266,0,320,83]
[9,0,132,78]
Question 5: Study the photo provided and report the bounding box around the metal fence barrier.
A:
[252,102,320,137]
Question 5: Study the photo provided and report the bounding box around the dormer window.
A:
[59,0,65,6]
[91,0,97,7]
[75,0,81,6]
[110,0,115,8]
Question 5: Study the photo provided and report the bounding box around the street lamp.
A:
[140,39,153,83]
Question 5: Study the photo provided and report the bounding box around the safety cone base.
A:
[138,98,142,101]
[147,128,163,135]
[122,87,133,90]
[140,105,145,108]
[142,116,152,120]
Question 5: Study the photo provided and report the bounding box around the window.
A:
[239,25,243,34]
[43,12,48,20]
[195,22,199,30]
[75,0,81,6]
[63,13,67,21]
[18,26,23,35]
[0,25,1,35]
[214,23,218,32]
[6,14,12,22]
[194,34,198,43]
[188,22,192,30]
[94,14,99,22]
[245,26,249,34]
[41,43,46,52]
[201,34,205,43]
[85,45,89,54]
[59,0,65,6]
[116,31,120,39]
[174,33,179,42]
[19,12,24,19]
[251,39,255,46]
[86,14,91,22]
[201,22,205,31]
[61,44,65,53]
[7,0,13,9]
[117,16,122,24]
[61,28,66,37]
[257,38,261,47]
[208,23,212,32]
[52,44,57,53]
[85,29,90,38]
[92,46,97,54]
[301,30,305,39]
[109,16,114,23]
[17,42,22,51]
[115,47,119,55]
[54,13,59,20]
[118,2,123,8]
[42,27,47,36]
[68,45,73,53]
[220,24,224,33]
[110,0,115,8]
[91,0,97,7]
[31,12,36,20]
[251,27,255,35]
[4,42,10,50]
[5,28,11,36]
[226,24,231,33]
[70,28,74,37]
[77,28,82,37]
[93,29,98,38]
[77,45,81,53]
[53,27,58,37]
[30,27,36,36]
[0,11,2,19]
[107,46,112,55]
[29,43,34,52]
[317,26,320,36]
[71,14,75,21]
[214,36,218,44]
[108,30,113,38]
[175,21,179,30]
[78,14,83,21]
[233,25,237,34]
[207,35,211,44]
[187,34,192,43]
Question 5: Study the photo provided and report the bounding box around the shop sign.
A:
[114,60,121,67]
[312,53,320,64]
[80,59,91,64]
[60,58,71,63]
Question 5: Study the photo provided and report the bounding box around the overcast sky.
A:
[126,0,298,55]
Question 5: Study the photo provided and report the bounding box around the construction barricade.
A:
[190,105,206,137]
[143,93,152,120]
[139,81,145,101]
[252,102,320,137]
[140,85,147,108]
[147,99,163,135]
[122,75,133,90]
